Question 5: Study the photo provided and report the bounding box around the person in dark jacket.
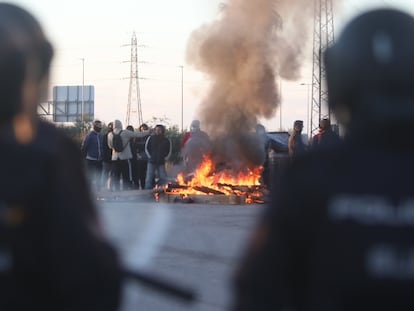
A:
[136,123,150,189]
[126,125,139,188]
[233,8,414,311]
[287,120,307,157]
[255,123,276,187]
[0,4,121,310]
[311,118,341,150]
[81,119,104,191]
[181,119,211,174]
[144,124,172,189]
[102,121,114,190]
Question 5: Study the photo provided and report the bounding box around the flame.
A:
[165,154,264,203]
[154,185,159,202]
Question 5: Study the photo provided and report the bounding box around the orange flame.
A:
[166,154,263,203]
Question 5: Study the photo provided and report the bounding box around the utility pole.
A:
[179,65,184,132]
[80,58,85,122]
[310,0,335,137]
[301,83,312,136]
[125,32,143,127]
[279,80,282,130]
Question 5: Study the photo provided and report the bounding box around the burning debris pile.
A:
[158,155,267,204]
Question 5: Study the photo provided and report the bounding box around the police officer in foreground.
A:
[233,8,414,311]
[0,4,121,310]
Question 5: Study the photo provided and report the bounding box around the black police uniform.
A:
[234,132,414,311]
[0,120,121,311]
[233,8,414,311]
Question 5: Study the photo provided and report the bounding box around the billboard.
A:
[53,85,94,122]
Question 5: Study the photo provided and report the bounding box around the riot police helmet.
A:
[0,3,53,123]
[325,8,414,127]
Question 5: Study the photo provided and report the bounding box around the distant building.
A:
[53,85,94,122]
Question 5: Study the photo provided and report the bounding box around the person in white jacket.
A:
[107,119,149,190]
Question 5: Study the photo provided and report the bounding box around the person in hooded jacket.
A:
[144,124,172,189]
[311,118,341,150]
[0,4,121,310]
[107,120,149,191]
[287,120,307,157]
[81,119,103,191]
[101,121,114,190]
[126,125,140,189]
[136,123,150,189]
[181,119,211,174]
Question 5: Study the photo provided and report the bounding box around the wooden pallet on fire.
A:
[158,192,247,205]
[157,182,266,205]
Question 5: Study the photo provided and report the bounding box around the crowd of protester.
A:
[81,120,173,191]
[80,115,343,193]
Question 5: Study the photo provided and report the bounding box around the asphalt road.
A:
[96,198,264,311]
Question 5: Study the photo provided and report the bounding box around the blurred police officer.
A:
[0,4,121,310]
[233,8,414,311]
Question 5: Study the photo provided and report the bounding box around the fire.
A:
[165,154,265,203]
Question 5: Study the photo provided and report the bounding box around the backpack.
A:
[112,130,125,152]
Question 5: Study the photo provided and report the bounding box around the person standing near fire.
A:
[311,118,341,150]
[81,119,103,191]
[101,121,114,190]
[182,119,211,174]
[144,124,172,189]
[136,123,150,189]
[126,125,140,188]
[288,119,307,157]
[255,123,273,187]
[0,3,122,310]
[232,8,414,311]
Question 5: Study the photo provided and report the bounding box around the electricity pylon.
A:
[125,32,143,127]
[310,0,335,137]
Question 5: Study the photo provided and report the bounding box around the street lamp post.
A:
[279,80,282,130]
[179,65,184,132]
[80,58,85,122]
[301,83,311,137]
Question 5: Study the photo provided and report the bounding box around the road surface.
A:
[96,196,264,311]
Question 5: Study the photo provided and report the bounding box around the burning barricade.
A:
[157,154,267,204]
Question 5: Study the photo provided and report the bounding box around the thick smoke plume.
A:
[186,0,315,170]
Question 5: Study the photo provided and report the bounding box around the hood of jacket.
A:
[114,119,123,131]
